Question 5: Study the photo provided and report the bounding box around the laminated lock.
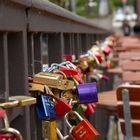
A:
[65,111,99,140]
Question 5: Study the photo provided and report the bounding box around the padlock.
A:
[42,119,57,140]
[59,67,79,76]
[9,96,36,107]
[43,86,72,118]
[64,54,73,62]
[61,90,77,102]
[0,128,23,140]
[65,111,99,140]
[76,82,98,104]
[29,83,45,93]
[36,93,56,120]
[84,103,96,117]
[0,108,23,140]
[33,72,64,84]
[0,100,19,109]
[32,72,74,90]
[72,103,85,117]
[102,46,112,56]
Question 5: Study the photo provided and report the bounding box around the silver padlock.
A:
[0,108,23,140]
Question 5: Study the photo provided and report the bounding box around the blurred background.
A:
[49,0,139,35]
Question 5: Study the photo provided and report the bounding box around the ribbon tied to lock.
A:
[76,82,98,104]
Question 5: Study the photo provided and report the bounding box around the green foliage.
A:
[76,0,99,18]
[111,0,136,8]
[49,0,66,8]
[76,0,86,16]
[49,0,136,18]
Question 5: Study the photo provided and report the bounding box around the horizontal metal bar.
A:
[9,0,111,33]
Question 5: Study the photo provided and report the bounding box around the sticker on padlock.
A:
[76,82,98,104]
[42,119,57,140]
[65,111,99,140]
[0,108,23,140]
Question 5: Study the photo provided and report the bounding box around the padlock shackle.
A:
[57,128,64,139]
[57,128,70,140]
[65,111,83,128]
[43,85,59,101]
[0,128,23,140]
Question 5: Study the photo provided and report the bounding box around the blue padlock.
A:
[36,94,56,120]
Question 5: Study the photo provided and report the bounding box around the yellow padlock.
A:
[42,119,57,140]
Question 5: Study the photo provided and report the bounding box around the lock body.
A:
[77,82,98,104]
[36,94,56,120]
[32,72,74,90]
[71,119,99,140]
[0,109,23,140]
[42,120,57,140]
[0,133,15,140]
[65,111,99,140]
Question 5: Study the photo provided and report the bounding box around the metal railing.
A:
[0,0,111,139]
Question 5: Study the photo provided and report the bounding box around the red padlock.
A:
[55,98,72,118]
[65,111,99,140]
[0,109,23,140]
[59,67,84,84]
[102,46,112,55]
[0,133,15,140]
[84,103,96,117]
[0,128,23,140]
[44,86,72,118]
[59,67,78,76]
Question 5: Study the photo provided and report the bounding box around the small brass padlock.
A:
[61,90,76,102]
[42,119,57,140]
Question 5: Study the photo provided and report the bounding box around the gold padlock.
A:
[61,90,77,102]
[29,83,45,92]
[42,119,57,140]
[32,72,74,90]
[33,72,63,86]
[9,96,36,106]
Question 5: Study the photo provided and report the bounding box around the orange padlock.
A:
[65,111,99,140]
